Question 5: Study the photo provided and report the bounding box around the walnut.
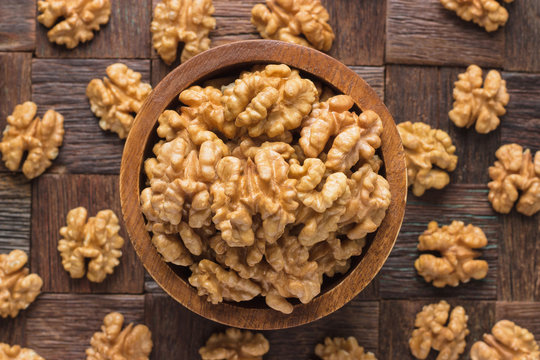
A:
[488,143,540,216]
[58,207,124,283]
[409,301,469,360]
[415,221,489,288]
[0,250,42,318]
[199,328,270,360]
[449,65,509,134]
[151,0,216,64]
[251,0,335,51]
[470,320,540,360]
[0,344,45,360]
[37,0,111,48]
[315,337,377,360]
[86,312,153,360]
[0,101,64,179]
[86,63,152,139]
[397,121,458,197]
[440,0,513,32]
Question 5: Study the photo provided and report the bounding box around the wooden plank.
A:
[0,174,31,253]
[31,59,150,174]
[35,0,151,58]
[380,184,499,300]
[0,314,26,349]
[496,302,540,339]
[25,294,145,360]
[351,66,385,101]
[504,0,540,72]
[0,0,35,51]
[31,174,144,294]
[386,0,504,67]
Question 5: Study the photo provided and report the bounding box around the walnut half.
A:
[440,0,513,32]
[0,343,45,360]
[315,337,377,360]
[199,328,270,360]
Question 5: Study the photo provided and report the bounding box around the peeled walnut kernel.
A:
[488,143,540,216]
[409,301,469,360]
[415,221,489,288]
[449,65,509,134]
[58,207,124,283]
[37,0,111,48]
[0,101,64,179]
[0,250,42,319]
[440,0,513,32]
[251,0,335,51]
[397,121,458,197]
[199,328,269,360]
[151,0,216,64]
[0,343,45,360]
[470,320,540,360]
[86,312,153,360]
[315,337,377,360]
[87,63,152,139]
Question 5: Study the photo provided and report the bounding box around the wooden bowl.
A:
[120,40,406,330]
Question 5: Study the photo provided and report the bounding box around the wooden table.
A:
[0,1,538,359]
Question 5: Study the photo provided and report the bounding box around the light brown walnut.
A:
[440,0,513,32]
[251,0,335,51]
[58,207,124,283]
[86,312,153,360]
[0,250,42,319]
[0,344,45,360]
[0,101,64,179]
[470,320,540,360]
[199,328,270,360]
[151,0,216,64]
[397,121,458,197]
[449,65,509,134]
[87,63,152,139]
[37,0,111,48]
[315,337,377,360]
[409,300,469,360]
[488,143,540,216]
[415,221,489,288]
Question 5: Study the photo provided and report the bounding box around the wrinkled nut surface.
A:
[397,121,458,197]
[0,101,64,179]
[87,63,152,139]
[251,0,335,51]
[415,221,489,288]
[141,64,390,313]
[488,143,540,216]
[151,0,216,64]
[37,0,111,48]
[315,337,377,360]
[449,65,509,134]
[0,343,45,360]
[86,312,153,360]
[470,320,540,360]
[409,300,469,360]
[0,250,43,319]
[199,328,269,360]
[58,207,124,283]
[440,0,513,32]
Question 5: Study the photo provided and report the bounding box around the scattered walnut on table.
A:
[151,0,216,65]
[440,0,513,32]
[315,337,377,360]
[0,343,45,360]
[0,101,64,180]
[86,63,152,139]
[488,143,540,216]
[409,300,469,360]
[470,320,540,360]
[199,328,269,360]
[251,0,335,51]
[0,250,43,319]
[86,312,153,360]
[449,65,509,134]
[397,121,458,197]
[58,207,124,283]
[37,0,111,48]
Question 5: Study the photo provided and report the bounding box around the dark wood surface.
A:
[0,0,538,359]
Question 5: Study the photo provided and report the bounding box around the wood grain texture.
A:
[31,59,150,174]
[496,302,540,338]
[351,66,385,101]
[0,314,26,349]
[504,0,540,72]
[31,174,144,294]
[0,174,31,253]
[25,294,145,360]
[386,0,504,67]
[35,0,151,58]
[0,0,35,51]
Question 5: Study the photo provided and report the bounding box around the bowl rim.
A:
[120,40,406,330]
